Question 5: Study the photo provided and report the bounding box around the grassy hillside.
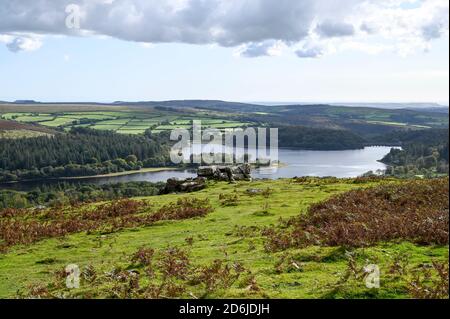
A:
[0,120,56,139]
[0,178,447,299]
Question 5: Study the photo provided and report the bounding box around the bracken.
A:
[264,178,449,251]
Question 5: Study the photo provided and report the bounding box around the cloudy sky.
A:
[0,0,448,103]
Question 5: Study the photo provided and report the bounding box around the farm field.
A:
[0,178,447,299]
[366,121,432,129]
[0,109,253,135]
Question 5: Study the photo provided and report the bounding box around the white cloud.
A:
[0,34,13,44]
[236,40,285,58]
[295,45,326,58]
[1,35,43,52]
[139,42,154,49]
[338,41,389,55]
[0,0,447,58]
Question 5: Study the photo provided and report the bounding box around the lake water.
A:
[1,146,395,191]
[255,146,394,179]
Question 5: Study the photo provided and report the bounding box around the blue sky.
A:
[0,0,448,104]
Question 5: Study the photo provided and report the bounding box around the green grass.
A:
[116,129,148,135]
[0,178,447,299]
[64,112,137,118]
[14,116,54,123]
[91,124,123,131]
[97,119,130,125]
[60,115,116,120]
[40,118,78,127]
[366,120,432,129]
[204,122,251,128]
[154,122,250,131]
[0,113,32,120]
[155,125,193,130]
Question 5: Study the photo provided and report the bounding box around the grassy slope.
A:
[0,130,52,139]
[0,179,448,298]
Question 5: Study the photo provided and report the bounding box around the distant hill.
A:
[1,100,448,136]
[3,99,449,111]
[407,106,449,114]
[329,102,448,110]
[113,99,264,111]
[13,100,40,104]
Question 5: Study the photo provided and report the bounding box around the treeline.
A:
[0,181,165,209]
[380,129,449,177]
[277,126,366,150]
[0,128,172,182]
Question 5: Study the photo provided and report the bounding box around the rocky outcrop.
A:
[163,177,207,194]
[197,164,252,182]
[162,164,252,193]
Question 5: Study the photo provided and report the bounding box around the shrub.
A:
[0,198,213,252]
[264,178,449,251]
[408,261,449,299]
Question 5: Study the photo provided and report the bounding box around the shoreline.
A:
[0,167,179,185]
[59,167,178,180]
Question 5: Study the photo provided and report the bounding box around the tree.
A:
[126,155,138,163]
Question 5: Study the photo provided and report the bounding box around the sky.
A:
[0,0,448,104]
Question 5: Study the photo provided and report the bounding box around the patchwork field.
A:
[0,110,252,135]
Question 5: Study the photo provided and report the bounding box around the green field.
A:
[366,121,432,129]
[0,178,447,299]
[14,116,54,123]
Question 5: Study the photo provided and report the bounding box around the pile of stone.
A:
[197,164,252,182]
[162,164,252,194]
[163,177,207,194]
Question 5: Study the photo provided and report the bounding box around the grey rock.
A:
[163,177,206,194]
[197,164,252,182]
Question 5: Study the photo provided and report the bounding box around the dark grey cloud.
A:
[0,0,317,45]
[0,0,448,56]
[315,21,355,38]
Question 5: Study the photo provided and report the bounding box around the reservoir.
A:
[1,146,395,191]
